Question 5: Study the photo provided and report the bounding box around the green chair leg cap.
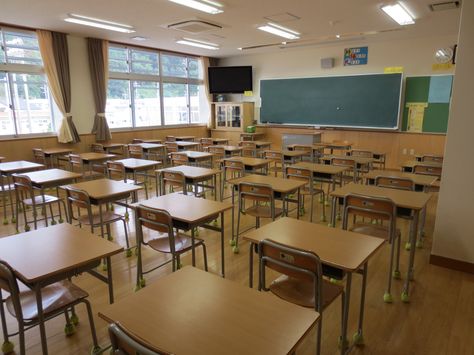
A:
[134,247,139,256]
[90,345,102,355]
[327,223,333,228]
[324,201,330,206]
[416,240,423,249]
[383,292,393,303]
[337,337,349,349]
[229,239,236,246]
[329,278,343,285]
[353,332,365,346]
[140,278,146,288]
[194,228,200,236]
[212,220,218,226]
[320,216,327,222]
[133,284,141,292]
[107,235,114,241]
[232,246,240,254]
[392,270,401,279]
[401,291,410,303]
[58,218,64,224]
[1,341,14,354]
[336,213,341,221]
[64,323,76,336]
[24,225,30,232]
[110,205,115,211]
[102,263,108,271]
[404,242,411,251]
[126,249,133,258]
[10,218,16,223]
[51,220,57,225]
[70,314,79,325]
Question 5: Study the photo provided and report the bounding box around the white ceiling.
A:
[0,0,461,57]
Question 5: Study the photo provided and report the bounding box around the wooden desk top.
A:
[0,223,123,283]
[321,155,374,164]
[63,178,142,200]
[136,143,165,150]
[212,138,228,143]
[243,217,384,272]
[176,141,200,147]
[102,143,125,149]
[223,157,269,168]
[158,165,220,179]
[290,162,349,175]
[0,156,4,162]
[21,169,81,185]
[99,267,318,355]
[215,145,242,152]
[314,141,353,148]
[282,150,307,158]
[134,193,232,224]
[115,158,161,170]
[240,140,271,147]
[175,136,195,141]
[365,170,438,187]
[349,149,386,156]
[141,139,162,144]
[228,174,306,194]
[330,182,431,210]
[0,161,44,174]
[78,152,115,161]
[401,160,443,169]
[179,151,213,159]
[42,147,73,155]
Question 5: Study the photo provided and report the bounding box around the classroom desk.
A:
[175,136,195,141]
[239,140,272,150]
[320,154,375,167]
[62,179,142,238]
[214,145,243,157]
[99,266,318,355]
[140,139,163,144]
[243,217,384,354]
[211,138,229,145]
[365,169,437,192]
[132,193,232,278]
[0,156,4,162]
[156,165,222,200]
[281,149,306,165]
[178,150,214,167]
[348,149,387,170]
[286,144,325,162]
[240,132,265,141]
[400,160,443,173]
[115,158,161,198]
[289,162,348,190]
[176,141,200,151]
[0,223,123,354]
[78,152,115,174]
[414,154,443,162]
[222,156,270,175]
[42,147,74,168]
[0,161,44,224]
[330,183,431,302]
[102,143,126,155]
[132,143,165,159]
[314,141,353,154]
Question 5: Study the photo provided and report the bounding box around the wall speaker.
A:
[321,57,335,69]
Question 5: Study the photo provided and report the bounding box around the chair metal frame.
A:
[68,154,104,180]
[108,322,170,355]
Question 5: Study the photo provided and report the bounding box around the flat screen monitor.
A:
[208,66,253,94]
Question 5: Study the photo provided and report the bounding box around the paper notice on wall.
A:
[406,102,428,132]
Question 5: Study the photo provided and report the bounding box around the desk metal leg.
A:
[402,211,419,302]
[330,196,337,227]
[354,264,368,345]
[220,212,225,277]
[191,226,196,267]
[341,273,352,355]
[35,284,48,354]
[106,256,114,303]
[249,242,254,288]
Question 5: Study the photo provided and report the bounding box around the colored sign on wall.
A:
[344,46,368,66]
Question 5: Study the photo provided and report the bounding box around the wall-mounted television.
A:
[208,66,253,94]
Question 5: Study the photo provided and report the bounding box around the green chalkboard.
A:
[260,73,402,129]
[402,75,452,133]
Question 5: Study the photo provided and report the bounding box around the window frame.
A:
[107,44,207,130]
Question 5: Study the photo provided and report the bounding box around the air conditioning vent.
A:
[429,1,461,11]
[166,20,222,34]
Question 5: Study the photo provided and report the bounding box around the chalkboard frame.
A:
[259,73,404,130]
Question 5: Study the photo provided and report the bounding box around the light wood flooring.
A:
[0,180,473,355]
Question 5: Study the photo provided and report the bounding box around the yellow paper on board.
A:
[244,90,253,96]
[406,102,427,132]
[432,63,454,71]
[384,66,404,73]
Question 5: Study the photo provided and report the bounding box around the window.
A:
[0,28,58,137]
[107,45,209,128]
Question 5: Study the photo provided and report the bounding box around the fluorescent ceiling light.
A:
[257,23,300,40]
[169,0,223,14]
[64,14,135,33]
[381,3,415,25]
[176,38,219,50]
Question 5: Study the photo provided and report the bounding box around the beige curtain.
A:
[202,56,217,128]
[88,38,111,141]
[37,30,80,143]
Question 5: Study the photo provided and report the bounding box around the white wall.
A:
[219,35,456,121]
[68,35,96,134]
[432,2,474,264]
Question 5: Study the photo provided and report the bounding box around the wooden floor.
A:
[0,181,473,355]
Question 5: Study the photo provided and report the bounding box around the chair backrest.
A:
[68,154,84,173]
[128,144,144,159]
[375,176,414,191]
[293,145,312,153]
[131,139,144,144]
[0,261,22,322]
[107,161,127,182]
[224,160,244,177]
[263,150,283,161]
[64,187,93,225]
[422,155,443,163]
[331,157,355,170]
[414,165,442,177]
[12,174,33,195]
[91,143,104,153]
[285,167,312,190]
[170,153,188,166]
[32,148,46,164]
[350,150,372,158]
[109,322,170,355]
[258,239,322,310]
[165,142,178,154]
[165,136,176,142]
[238,182,274,207]
[200,138,213,148]
[240,141,257,157]
[208,146,225,158]
[161,170,186,194]
[342,193,397,233]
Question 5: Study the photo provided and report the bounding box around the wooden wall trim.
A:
[430,254,474,274]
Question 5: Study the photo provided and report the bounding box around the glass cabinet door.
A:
[230,105,241,128]
[216,105,226,127]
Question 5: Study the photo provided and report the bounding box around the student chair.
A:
[157,170,188,196]
[91,143,104,153]
[108,322,170,355]
[331,157,359,184]
[165,136,176,142]
[342,193,400,303]
[106,161,147,201]
[64,187,131,256]
[413,165,442,179]
[32,148,47,166]
[0,261,100,355]
[169,152,188,167]
[135,206,207,288]
[200,138,213,151]
[207,146,225,169]
[240,141,258,157]
[131,139,144,144]
[222,159,245,198]
[258,239,345,355]
[263,150,283,177]
[12,174,66,232]
[422,155,443,163]
[235,182,283,253]
[285,166,326,222]
[68,154,104,180]
[127,144,145,160]
[349,150,373,158]
[292,144,314,162]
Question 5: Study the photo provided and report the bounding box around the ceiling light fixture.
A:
[131,36,147,41]
[176,38,219,50]
[257,22,300,40]
[168,0,223,14]
[64,13,135,33]
[381,3,415,25]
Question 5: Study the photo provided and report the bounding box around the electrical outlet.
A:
[402,148,407,155]
[409,148,415,155]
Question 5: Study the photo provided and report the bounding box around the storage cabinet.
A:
[213,102,254,131]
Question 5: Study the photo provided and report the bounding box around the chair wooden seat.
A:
[148,233,205,254]
[6,280,88,322]
[350,223,401,240]
[21,194,60,206]
[244,205,283,219]
[270,275,344,310]
[78,211,125,225]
